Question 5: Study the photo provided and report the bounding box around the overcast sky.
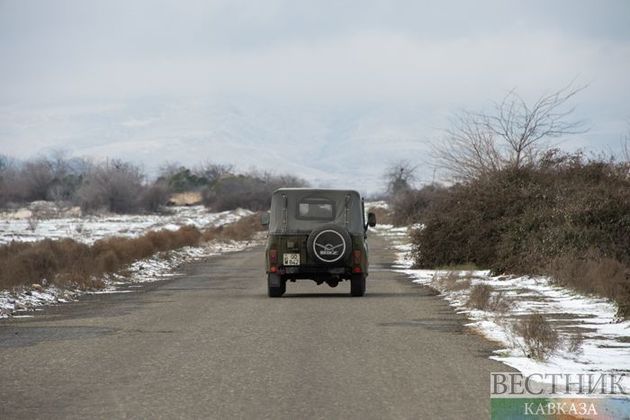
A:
[1,0,629,192]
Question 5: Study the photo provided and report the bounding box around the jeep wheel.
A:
[350,274,366,297]
[268,274,285,297]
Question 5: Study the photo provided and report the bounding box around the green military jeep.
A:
[261,188,376,297]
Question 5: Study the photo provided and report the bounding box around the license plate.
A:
[283,253,300,266]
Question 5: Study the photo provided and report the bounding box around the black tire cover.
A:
[307,223,352,265]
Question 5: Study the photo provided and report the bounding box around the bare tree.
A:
[0,155,17,207]
[622,123,630,163]
[157,162,183,180]
[385,160,417,196]
[434,83,588,181]
[202,169,308,211]
[194,161,234,184]
[435,113,502,181]
[78,159,145,213]
[21,157,55,201]
[45,150,83,204]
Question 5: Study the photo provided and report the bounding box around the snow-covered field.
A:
[374,224,630,394]
[0,204,259,318]
[0,203,251,244]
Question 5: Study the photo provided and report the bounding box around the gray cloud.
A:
[1,0,629,191]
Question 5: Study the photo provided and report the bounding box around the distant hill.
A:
[1,97,435,194]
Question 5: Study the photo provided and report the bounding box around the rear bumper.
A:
[281,265,347,274]
[269,265,367,279]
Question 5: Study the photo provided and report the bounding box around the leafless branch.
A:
[622,122,630,163]
[433,83,588,181]
[385,160,418,195]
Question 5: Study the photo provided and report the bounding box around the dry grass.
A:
[0,226,203,290]
[436,263,479,271]
[465,283,512,313]
[512,313,560,360]
[488,290,511,314]
[0,213,264,291]
[202,213,265,242]
[546,253,630,319]
[434,271,472,291]
[467,284,493,310]
[566,331,585,354]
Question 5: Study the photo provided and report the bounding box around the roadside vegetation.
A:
[0,213,264,291]
[386,85,630,319]
[200,171,307,211]
[425,270,588,361]
[0,152,293,294]
[0,153,307,214]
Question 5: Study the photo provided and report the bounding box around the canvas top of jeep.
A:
[268,188,365,235]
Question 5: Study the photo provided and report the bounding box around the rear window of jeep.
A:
[297,198,335,220]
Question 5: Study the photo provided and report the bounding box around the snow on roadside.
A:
[0,206,260,318]
[0,237,262,318]
[377,224,630,394]
[0,205,252,245]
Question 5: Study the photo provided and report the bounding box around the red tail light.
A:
[352,250,362,273]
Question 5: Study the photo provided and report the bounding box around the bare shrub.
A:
[433,271,457,290]
[0,155,21,207]
[78,160,145,214]
[452,278,472,291]
[546,252,630,319]
[2,152,90,205]
[2,167,29,204]
[203,172,308,211]
[467,284,493,310]
[433,271,472,292]
[513,313,560,360]
[26,217,39,232]
[617,278,630,320]
[390,184,445,226]
[566,331,584,354]
[488,291,511,314]
[194,162,234,185]
[412,152,630,318]
[139,182,170,212]
[21,158,55,201]
[158,162,234,193]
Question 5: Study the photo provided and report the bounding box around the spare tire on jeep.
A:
[307,223,352,265]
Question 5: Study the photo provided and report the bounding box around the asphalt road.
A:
[0,233,509,419]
